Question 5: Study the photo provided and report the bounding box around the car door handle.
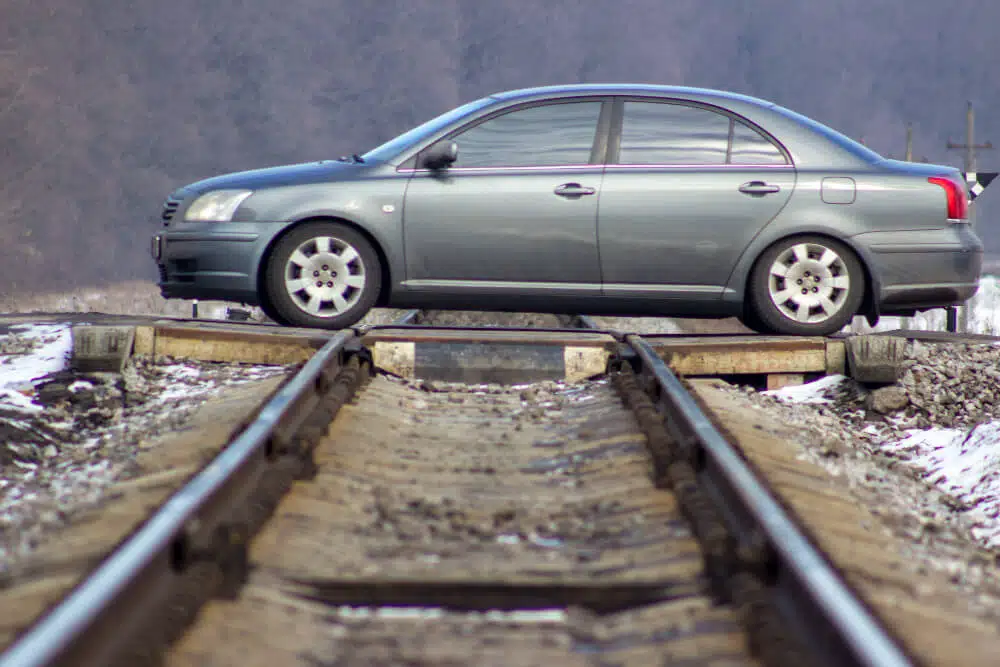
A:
[738,181,781,195]
[554,183,596,197]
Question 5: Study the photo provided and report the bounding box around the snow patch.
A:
[0,388,42,414]
[68,380,94,393]
[762,374,848,404]
[1,324,72,388]
[884,423,1000,546]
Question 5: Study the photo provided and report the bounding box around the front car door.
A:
[597,98,795,302]
[401,98,609,301]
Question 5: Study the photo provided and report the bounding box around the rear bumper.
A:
[151,222,288,304]
[856,226,983,314]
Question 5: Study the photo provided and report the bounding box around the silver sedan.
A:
[151,84,982,335]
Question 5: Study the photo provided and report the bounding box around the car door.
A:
[598,98,795,300]
[401,98,609,297]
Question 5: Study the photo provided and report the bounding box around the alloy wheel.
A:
[767,242,850,324]
[283,235,366,318]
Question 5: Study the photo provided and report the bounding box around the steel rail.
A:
[364,322,620,338]
[0,317,918,667]
[0,330,358,667]
[625,335,914,667]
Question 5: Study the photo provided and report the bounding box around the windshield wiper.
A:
[336,153,365,164]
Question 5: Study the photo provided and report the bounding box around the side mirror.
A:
[420,140,458,171]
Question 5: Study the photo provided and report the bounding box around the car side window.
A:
[618,101,789,166]
[619,102,730,165]
[730,120,787,165]
[450,101,602,168]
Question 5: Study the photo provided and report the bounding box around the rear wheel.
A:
[263,221,381,329]
[748,236,864,336]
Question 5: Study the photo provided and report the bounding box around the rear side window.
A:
[619,102,729,165]
[730,121,786,165]
[450,101,602,168]
[618,100,789,166]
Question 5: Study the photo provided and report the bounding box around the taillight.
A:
[928,176,969,221]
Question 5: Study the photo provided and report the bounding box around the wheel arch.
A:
[740,231,880,325]
[256,215,394,309]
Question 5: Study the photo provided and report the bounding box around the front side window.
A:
[618,100,788,166]
[450,101,602,168]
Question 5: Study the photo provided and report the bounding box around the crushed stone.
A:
[0,355,290,570]
[714,339,1000,617]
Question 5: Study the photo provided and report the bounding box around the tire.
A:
[738,307,775,335]
[262,221,382,330]
[748,235,864,336]
[256,295,284,325]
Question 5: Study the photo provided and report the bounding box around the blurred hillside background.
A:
[1,0,999,298]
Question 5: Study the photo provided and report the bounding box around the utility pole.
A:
[948,101,993,177]
[946,102,993,333]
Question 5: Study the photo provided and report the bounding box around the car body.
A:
[151,84,983,335]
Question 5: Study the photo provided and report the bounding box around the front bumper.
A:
[152,222,288,303]
[856,226,984,314]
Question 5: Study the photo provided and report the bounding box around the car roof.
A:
[489,84,777,109]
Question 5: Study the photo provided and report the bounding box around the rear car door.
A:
[597,98,795,300]
[402,98,609,296]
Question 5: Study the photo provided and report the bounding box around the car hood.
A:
[183,160,364,194]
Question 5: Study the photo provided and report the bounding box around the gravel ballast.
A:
[707,339,1000,622]
[0,322,291,571]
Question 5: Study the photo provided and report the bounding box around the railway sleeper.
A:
[98,351,373,667]
[610,362,816,666]
[0,324,913,667]
[154,358,759,666]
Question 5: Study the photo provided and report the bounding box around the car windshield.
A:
[362,97,496,163]
[769,104,883,163]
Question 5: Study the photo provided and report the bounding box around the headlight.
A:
[184,190,253,222]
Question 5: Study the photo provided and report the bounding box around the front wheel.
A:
[748,236,864,336]
[738,307,775,335]
[263,222,381,329]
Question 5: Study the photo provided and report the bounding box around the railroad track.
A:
[2,310,999,666]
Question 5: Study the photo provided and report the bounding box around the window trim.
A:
[398,96,613,172]
[603,163,794,171]
[608,96,793,167]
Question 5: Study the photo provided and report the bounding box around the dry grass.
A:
[0,280,229,319]
[0,280,754,333]
[0,280,409,326]
[676,317,754,334]
[591,315,752,335]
